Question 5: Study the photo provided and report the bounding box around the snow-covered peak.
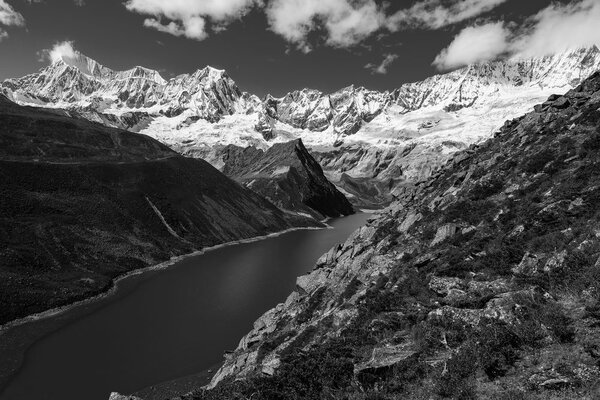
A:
[118,66,166,85]
[56,51,112,79]
[2,53,252,120]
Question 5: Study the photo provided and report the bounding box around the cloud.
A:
[265,0,507,51]
[387,0,508,31]
[432,0,600,70]
[433,22,509,70]
[266,0,385,51]
[511,0,600,58]
[0,0,25,40]
[365,53,398,74]
[124,0,258,41]
[73,0,85,6]
[39,40,78,64]
[121,0,506,50]
[143,17,207,40]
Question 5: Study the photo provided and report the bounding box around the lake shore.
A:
[0,223,331,396]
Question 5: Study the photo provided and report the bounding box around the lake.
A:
[0,213,371,400]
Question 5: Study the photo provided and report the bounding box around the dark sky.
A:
[0,0,569,97]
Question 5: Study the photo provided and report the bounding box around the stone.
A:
[431,224,459,246]
[354,343,417,374]
[398,211,422,233]
[428,276,463,296]
[512,252,543,276]
[109,394,144,400]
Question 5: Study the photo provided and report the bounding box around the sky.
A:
[0,0,599,97]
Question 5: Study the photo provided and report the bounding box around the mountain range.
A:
[4,46,600,207]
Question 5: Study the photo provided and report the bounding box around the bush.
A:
[523,149,555,173]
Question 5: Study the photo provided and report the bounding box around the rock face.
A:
[195,72,600,399]
[218,139,354,219]
[0,95,318,325]
[5,48,600,208]
[1,51,260,127]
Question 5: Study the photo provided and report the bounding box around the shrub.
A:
[523,149,555,173]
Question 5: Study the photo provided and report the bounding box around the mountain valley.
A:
[0,95,321,325]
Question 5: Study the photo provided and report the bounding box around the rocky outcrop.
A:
[195,71,600,399]
[0,97,318,325]
[218,139,354,219]
[257,86,390,138]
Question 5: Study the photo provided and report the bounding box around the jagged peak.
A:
[120,65,166,84]
[55,51,111,78]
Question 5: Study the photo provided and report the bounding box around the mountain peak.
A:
[55,51,111,78]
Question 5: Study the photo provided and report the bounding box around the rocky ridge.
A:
[217,139,354,220]
[186,71,600,399]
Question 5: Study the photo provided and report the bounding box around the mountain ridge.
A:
[4,46,600,208]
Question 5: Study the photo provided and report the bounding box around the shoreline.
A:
[0,223,331,336]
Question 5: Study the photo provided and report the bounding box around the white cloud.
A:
[365,53,398,74]
[143,17,207,40]
[0,0,25,41]
[39,40,78,64]
[511,0,600,58]
[387,0,508,31]
[266,0,385,50]
[432,0,600,70]
[121,0,506,49]
[433,22,509,70]
[266,0,506,51]
[124,0,258,41]
[74,0,85,6]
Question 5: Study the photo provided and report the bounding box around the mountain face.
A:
[190,71,600,400]
[217,139,354,220]
[3,47,600,208]
[2,51,260,125]
[0,95,319,325]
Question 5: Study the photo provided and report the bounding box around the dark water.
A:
[0,213,370,400]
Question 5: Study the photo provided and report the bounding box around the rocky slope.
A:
[180,71,600,399]
[0,95,318,325]
[4,47,600,208]
[215,139,354,220]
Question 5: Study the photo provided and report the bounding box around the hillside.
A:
[218,139,354,219]
[0,97,318,325]
[183,71,600,399]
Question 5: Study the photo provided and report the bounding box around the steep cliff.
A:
[0,96,318,325]
[191,71,600,399]
[218,139,354,219]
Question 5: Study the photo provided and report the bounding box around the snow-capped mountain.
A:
[2,51,260,122]
[3,46,600,206]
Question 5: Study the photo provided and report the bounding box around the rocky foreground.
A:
[0,96,319,325]
[163,71,600,399]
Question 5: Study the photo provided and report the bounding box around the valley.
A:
[2,28,600,400]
